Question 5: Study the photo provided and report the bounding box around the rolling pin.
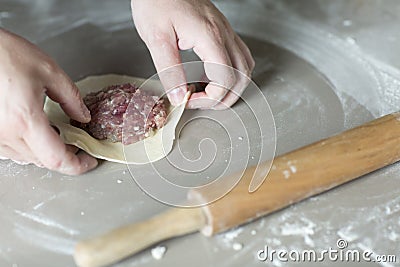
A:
[74,112,400,267]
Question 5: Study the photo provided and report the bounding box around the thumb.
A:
[45,69,91,123]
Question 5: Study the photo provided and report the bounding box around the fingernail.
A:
[169,87,187,106]
[187,101,208,110]
[88,157,98,169]
[59,153,98,175]
[84,153,98,170]
[77,151,98,170]
[187,102,202,109]
[81,102,91,120]
[187,97,217,110]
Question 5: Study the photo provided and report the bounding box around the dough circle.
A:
[44,74,189,164]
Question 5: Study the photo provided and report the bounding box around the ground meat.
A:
[71,83,168,145]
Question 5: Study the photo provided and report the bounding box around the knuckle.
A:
[243,67,252,78]
[236,62,251,78]
[250,59,256,71]
[222,19,235,37]
[215,88,227,99]
[145,30,172,47]
[207,84,226,100]
[224,72,236,89]
[41,59,59,75]
[204,19,225,45]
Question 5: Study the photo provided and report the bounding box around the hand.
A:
[131,0,255,109]
[0,28,98,175]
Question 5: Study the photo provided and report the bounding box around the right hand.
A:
[0,28,98,175]
[131,0,255,110]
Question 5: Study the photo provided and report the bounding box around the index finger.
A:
[24,111,97,175]
[43,64,91,123]
[189,39,236,109]
[144,30,188,106]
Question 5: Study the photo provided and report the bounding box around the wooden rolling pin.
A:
[74,112,400,267]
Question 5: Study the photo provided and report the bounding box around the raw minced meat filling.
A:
[71,83,168,145]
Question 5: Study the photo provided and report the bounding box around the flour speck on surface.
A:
[342,19,352,27]
[289,165,297,173]
[280,217,316,247]
[282,170,290,179]
[346,36,357,45]
[232,242,243,251]
[216,227,244,249]
[151,245,167,260]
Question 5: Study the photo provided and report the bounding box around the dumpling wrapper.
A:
[43,74,189,164]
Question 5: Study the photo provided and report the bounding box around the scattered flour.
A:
[223,227,243,241]
[289,165,297,173]
[337,225,359,242]
[387,231,399,242]
[232,242,243,251]
[151,246,167,260]
[282,170,290,179]
[216,227,244,250]
[14,210,79,236]
[280,218,316,247]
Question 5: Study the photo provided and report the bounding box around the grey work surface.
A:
[1,0,400,267]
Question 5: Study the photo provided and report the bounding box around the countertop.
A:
[1,1,399,266]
